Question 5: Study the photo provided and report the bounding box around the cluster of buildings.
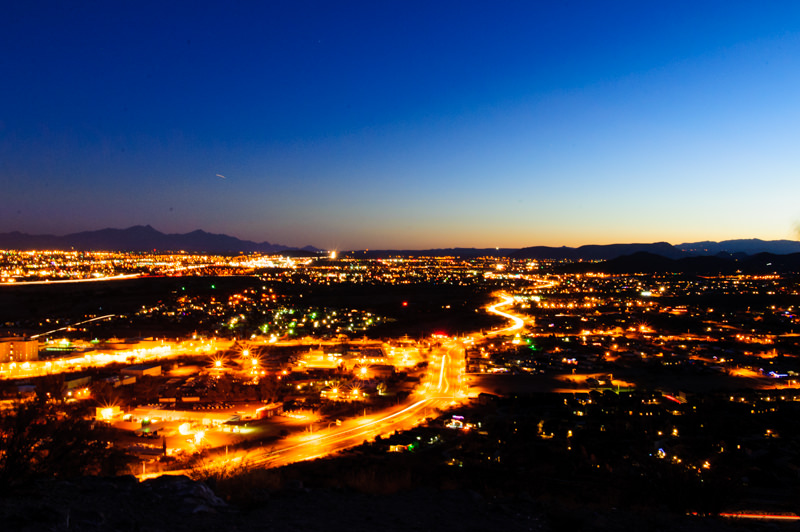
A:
[0,250,510,286]
[476,270,800,381]
[0,250,303,283]
[0,337,38,363]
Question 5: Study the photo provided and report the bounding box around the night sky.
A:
[2,1,800,250]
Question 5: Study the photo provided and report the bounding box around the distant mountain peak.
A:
[0,226,320,254]
[678,239,800,255]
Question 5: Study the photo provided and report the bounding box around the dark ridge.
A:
[678,238,800,255]
[559,251,800,275]
[509,242,685,260]
[0,226,320,254]
[342,248,514,259]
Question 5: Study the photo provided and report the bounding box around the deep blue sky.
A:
[2,1,800,250]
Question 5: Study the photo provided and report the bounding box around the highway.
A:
[30,314,118,340]
[485,292,525,336]
[138,337,468,480]
[484,278,557,337]
[82,288,528,480]
[191,339,466,475]
[0,273,142,286]
[179,291,544,478]
[0,338,228,380]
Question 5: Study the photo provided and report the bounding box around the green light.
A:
[211,284,216,289]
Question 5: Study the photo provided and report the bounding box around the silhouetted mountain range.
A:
[560,251,800,275]
[342,248,515,259]
[0,226,320,254]
[508,242,685,260]
[677,238,800,255]
[2,227,799,261]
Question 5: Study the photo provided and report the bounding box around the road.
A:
[0,338,227,380]
[30,314,118,339]
[139,337,468,479]
[200,339,466,473]
[0,273,142,286]
[485,292,526,336]
[483,278,557,337]
[134,288,529,479]
[182,285,549,478]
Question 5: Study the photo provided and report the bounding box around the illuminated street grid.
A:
[3,252,800,519]
[1,249,547,285]
[0,250,303,283]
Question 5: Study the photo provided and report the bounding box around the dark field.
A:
[0,276,506,339]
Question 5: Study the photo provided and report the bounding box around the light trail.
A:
[142,341,466,479]
[0,338,227,380]
[273,398,430,453]
[438,354,449,392]
[718,512,800,521]
[31,314,117,339]
[485,293,525,336]
[0,273,142,286]
[483,278,557,336]
[139,397,442,479]
[221,396,441,472]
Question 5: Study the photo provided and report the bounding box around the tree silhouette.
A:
[0,400,112,488]
[257,375,281,403]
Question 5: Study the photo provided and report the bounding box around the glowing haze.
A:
[2,2,800,250]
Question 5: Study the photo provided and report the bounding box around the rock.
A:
[285,479,304,491]
[185,481,227,507]
[69,508,107,529]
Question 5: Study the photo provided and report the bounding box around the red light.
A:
[402,301,408,306]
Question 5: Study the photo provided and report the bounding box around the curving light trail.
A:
[484,278,558,336]
[485,293,525,336]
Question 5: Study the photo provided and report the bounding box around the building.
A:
[370,364,395,379]
[0,337,39,363]
[121,363,162,377]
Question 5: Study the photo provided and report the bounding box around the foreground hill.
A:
[1,473,748,532]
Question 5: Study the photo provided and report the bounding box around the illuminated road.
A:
[135,290,525,480]
[0,338,229,380]
[484,278,557,337]
[235,341,463,470]
[0,273,142,286]
[26,289,542,479]
[143,339,467,479]
[30,314,117,339]
[485,293,525,336]
[247,397,439,468]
